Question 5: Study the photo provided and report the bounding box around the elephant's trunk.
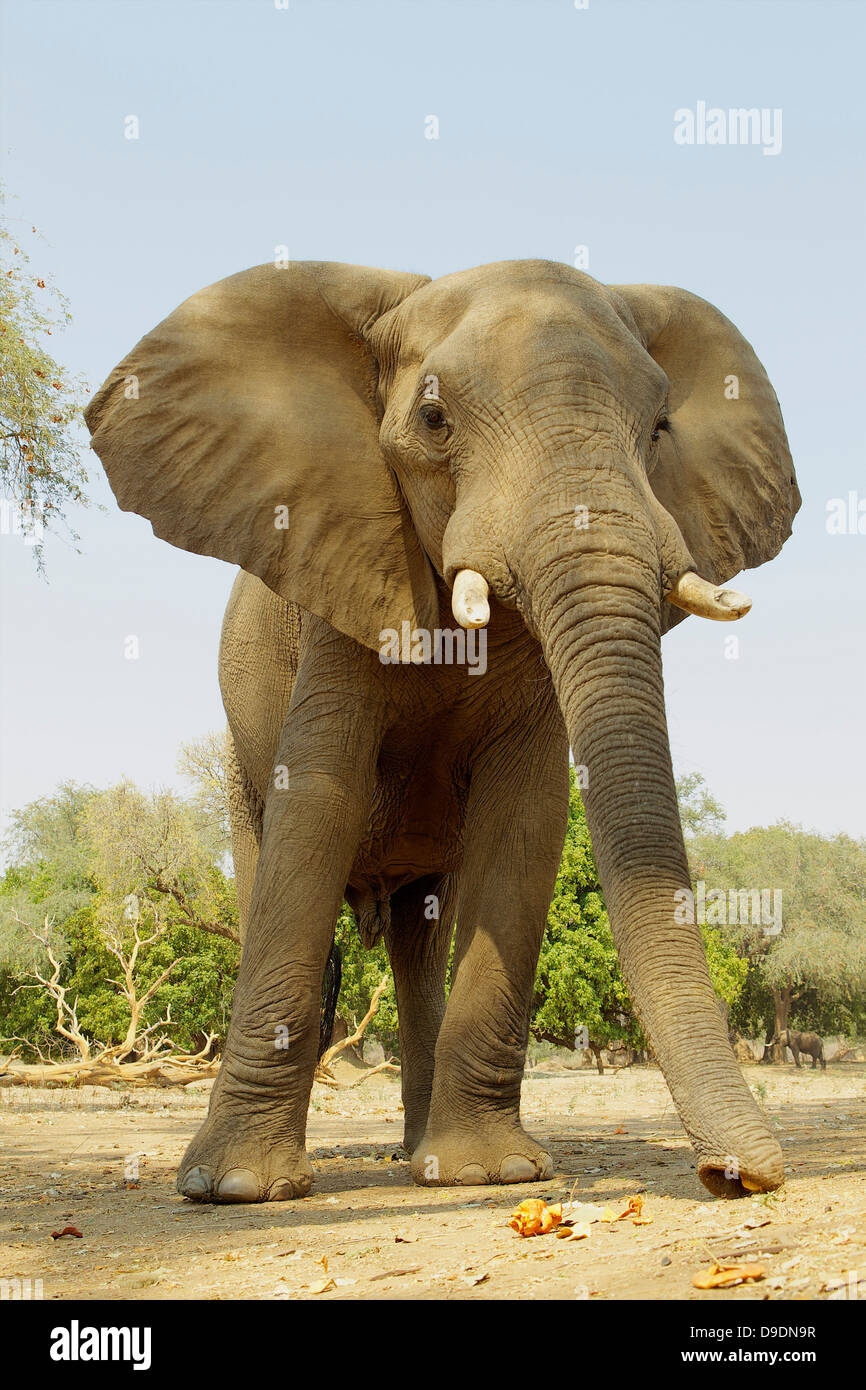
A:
[518,528,783,1196]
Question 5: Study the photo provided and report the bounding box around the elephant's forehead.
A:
[399,262,609,336]
[394,265,645,372]
[395,296,661,408]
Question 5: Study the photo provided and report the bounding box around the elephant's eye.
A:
[418,403,449,434]
[651,416,670,444]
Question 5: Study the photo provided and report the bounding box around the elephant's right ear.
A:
[85,261,439,650]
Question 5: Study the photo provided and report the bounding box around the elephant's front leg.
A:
[412,724,568,1188]
[178,674,384,1203]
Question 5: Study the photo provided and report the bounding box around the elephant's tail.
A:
[318,940,343,1060]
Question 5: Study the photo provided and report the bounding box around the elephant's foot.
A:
[410,1122,553,1187]
[177,1115,312,1203]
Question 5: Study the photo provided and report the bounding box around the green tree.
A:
[688,821,866,1046]
[333,903,398,1053]
[0,186,89,562]
[0,775,240,1059]
[531,769,747,1065]
[532,768,632,1061]
[676,771,727,840]
[177,729,232,856]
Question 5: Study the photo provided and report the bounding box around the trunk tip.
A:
[697,1148,785,1199]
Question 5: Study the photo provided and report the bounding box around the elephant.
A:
[776,1029,826,1070]
[85,258,800,1203]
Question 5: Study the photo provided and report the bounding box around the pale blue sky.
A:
[1,0,864,838]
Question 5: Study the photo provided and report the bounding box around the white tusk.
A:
[451,569,490,629]
[666,571,752,622]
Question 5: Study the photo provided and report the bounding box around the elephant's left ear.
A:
[85,261,440,652]
[609,284,801,590]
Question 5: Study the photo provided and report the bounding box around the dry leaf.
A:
[564,1201,608,1225]
[309,1276,337,1295]
[615,1195,644,1220]
[508,1199,563,1237]
[692,1261,765,1290]
[556,1222,591,1242]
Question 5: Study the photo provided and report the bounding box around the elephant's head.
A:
[86,259,799,1195]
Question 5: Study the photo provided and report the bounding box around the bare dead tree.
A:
[314,978,400,1089]
[1,911,219,1088]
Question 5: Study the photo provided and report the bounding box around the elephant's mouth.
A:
[451,566,754,628]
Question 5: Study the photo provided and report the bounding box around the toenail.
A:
[179,1166,212,1199]
[500,1155,538,1183]
[215,1168,261,1202]
[268,1177,298,1201]
[455,1163,488,1185]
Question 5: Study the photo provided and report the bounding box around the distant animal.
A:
[776,1028,826,1070]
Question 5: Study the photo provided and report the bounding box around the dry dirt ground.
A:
[1,1062,864,1302]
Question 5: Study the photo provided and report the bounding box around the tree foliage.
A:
[686,817,866,1041]
[1,755,862,1068]
[532,767,634,1051]
[0,185,89,561]
[0,777,239,1058]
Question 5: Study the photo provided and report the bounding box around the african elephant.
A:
[776,1029,826,1070]
[85,258,799,1202]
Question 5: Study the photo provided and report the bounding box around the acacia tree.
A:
[0,186,89,561]
[676,771,727,839]
[532,768,631,1069]
[688,822,866,1051]
[177,729,232,855]
[0,778,240,1064]
[82,780,240,947]
[532,768,746,1069]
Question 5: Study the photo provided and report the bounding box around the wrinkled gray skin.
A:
[85,260,800,1203]
[776,1029,826,1070]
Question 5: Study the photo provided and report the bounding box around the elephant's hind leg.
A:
[383,874,456,1154]
[225,728,262,940]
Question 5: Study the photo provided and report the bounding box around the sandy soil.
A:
[1,1063,863,1301]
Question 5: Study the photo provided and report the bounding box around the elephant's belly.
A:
[348,752,467,895]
